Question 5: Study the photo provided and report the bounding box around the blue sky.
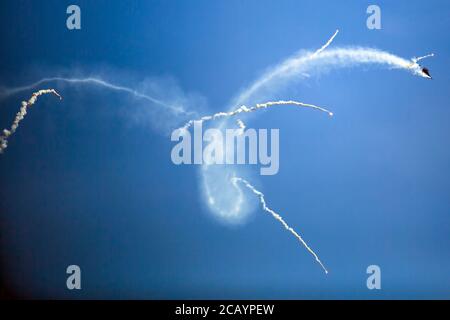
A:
[0,0,449,298]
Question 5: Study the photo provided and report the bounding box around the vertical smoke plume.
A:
[232,176,328,274]
[0,89,62,153]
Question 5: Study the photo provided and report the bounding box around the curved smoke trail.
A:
[232,177,328,274]
[0,76,203,153]
[233,47,431,108]
[0,30,433,272]
[0,89,62,153]
[202,31,434,219]
[179,100,333,132]
[0,77,196,117]
[200,30,433,271]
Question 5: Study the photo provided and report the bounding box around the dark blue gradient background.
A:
[0,0,449,298]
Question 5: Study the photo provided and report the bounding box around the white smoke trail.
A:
[231,176,328,274]
[0,77,195,117]
[233,30,338,106]
[200,30,434,272]
[311,29,339,58]
[180,100,333,132]
[0,89,62,153]
[203,30,435,220]
[413,53,435,63]
[233,45,433,107]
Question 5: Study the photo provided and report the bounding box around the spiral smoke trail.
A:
[232,176,328,274]
[0,89,62,153]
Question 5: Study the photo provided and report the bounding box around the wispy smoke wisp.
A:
[0,77,195,117]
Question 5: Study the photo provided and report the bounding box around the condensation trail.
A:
[232,176,328,274]
[0,77,195,116]
[180,100,333,131]
[0,89,62,153]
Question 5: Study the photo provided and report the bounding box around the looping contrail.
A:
[0,89,62,153]
[179,100,333,132]
[231,176,328,274]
